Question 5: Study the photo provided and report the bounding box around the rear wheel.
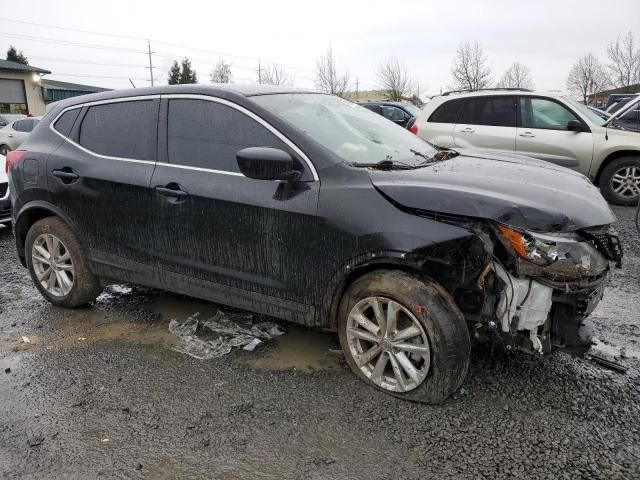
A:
[599,156,640,206]
[25,217,102,308]
[0,144,9,156]
[338,270,470,403]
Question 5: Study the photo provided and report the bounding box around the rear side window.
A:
[459,96,516,127]
[79,100,158,160]
[13,119,39,133]
[381,106,406,121]
[53,109,80,137]
[167,99,287,172]
[428,99,464,123]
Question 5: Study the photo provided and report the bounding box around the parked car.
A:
[0,154,9,226]
[0,117,42,156]
[359,101,421,133]
[587,105,610,121]
[0,114,26,128]
[605,93,639,111]
[416,89,640,205]
[7,85,622,403]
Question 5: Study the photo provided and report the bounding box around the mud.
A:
[0,206,639,479]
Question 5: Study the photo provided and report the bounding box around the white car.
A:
[416,90,640,205]
[0,117,41,156]
[0,154,10,226]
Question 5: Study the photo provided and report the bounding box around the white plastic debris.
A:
[242,338,262,352]
[21,336,30,343]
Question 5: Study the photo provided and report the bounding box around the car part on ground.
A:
[8,85,623,402]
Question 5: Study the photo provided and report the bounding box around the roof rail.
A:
[441,87,533,96]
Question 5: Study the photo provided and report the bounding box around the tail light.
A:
[5,150,27,174]
[409,123,418,135]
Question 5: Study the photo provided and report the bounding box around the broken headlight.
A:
[497,225,580,266]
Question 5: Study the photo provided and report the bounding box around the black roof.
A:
[0,59,51,74]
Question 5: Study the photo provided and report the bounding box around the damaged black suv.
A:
[7,85,623,403]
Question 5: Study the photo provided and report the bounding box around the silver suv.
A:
[416,89,640,205]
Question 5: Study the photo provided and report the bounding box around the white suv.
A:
[416,89,640,205]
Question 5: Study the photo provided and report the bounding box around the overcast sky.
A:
[2,0,639,96]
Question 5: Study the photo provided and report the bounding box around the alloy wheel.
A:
[346,296,431,392]
[611,166,640,199]
[31,233,75,297]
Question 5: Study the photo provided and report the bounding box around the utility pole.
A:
[147,40,155,86]
[355,77,359,101]
[258,60,262,84]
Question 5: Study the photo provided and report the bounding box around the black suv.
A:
[7,85,622,403]
[359,101,421,132]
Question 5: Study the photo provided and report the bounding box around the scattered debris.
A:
[28,436,44,447]
[586,353,629,373]
[168,311,285,360]
[77,337,86,341]
[136,463,143,471]
[21,336,30,343]
[4,367,10,374]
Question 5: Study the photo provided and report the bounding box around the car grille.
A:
[0,182,7,198]
[582,228,623,268]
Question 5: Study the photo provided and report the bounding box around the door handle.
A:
[459,127,475,133]
[519,132,536,138]
[52,169,79,183]
[155,185,188,198]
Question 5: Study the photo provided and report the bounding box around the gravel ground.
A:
[0,206,639,480]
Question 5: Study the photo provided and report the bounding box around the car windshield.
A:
[562,96,606,126]
[253,94,437,165]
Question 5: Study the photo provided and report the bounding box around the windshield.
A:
[402,103,423,116]
[562,96,606,126]
[253,94,437,165]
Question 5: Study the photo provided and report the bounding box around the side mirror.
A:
[236,147,300,181]
[567,119,584,132]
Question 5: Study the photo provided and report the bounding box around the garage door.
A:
[0,79,26,103]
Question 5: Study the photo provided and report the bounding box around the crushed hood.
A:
[369,151,616,232]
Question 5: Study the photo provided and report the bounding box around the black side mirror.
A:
[237,147,300,181]
[567,119,584,132]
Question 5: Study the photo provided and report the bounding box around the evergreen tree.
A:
[6,45,28,65]
[179,57,197,84]
[167,60,181,85]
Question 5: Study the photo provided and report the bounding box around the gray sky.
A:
[2,0,639,96]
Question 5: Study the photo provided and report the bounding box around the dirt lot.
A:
[1,206,639,480]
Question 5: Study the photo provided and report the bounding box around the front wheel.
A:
[338,270,470,403]
[0,144,8,156]
[599,156,640,206]
[25,217,102,308]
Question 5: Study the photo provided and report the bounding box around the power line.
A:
[0,32,146,53]
[50,73,149,81]
[0,17,146,41]
[28,55,144,68]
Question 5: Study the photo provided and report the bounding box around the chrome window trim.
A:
[49,93,320,181]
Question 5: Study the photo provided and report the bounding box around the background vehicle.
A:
[0,154,9,226]
[0,114,26,128]
[0,117,41,156]
[605,93,639,111]
[587,105,610,120]
[416,89,640,205]
[359,101,421,133]
[7,85,621,403]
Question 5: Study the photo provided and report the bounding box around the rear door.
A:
[380,105,409,128]
[421,98,464,148]
[516,96,593,170]
[453,96,517,153]
[47,97,160,272]
[151,95,320,308]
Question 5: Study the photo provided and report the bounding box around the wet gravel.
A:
[1,206,639,480]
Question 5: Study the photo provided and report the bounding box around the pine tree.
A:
[6,45,28,65]
[179,58,197,84]
[167,60,181,85]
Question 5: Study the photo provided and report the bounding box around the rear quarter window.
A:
[428,99,464,123]
[53,109,80,137]
[13,119,39,133]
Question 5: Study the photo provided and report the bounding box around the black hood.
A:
[369,151,616,232]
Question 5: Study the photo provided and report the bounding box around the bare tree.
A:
[450,40,493,91]
[607,31,640,90]
[258,63,294,86]
[566,53,610,104]
[497,62,534,89]
[375,57,417,101]
[210,60,233,83]
[315,44,350,97]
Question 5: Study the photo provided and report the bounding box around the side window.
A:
[381,106,406,121]
[167,99,288,172]
[13,119,37,132]
[428,99,464,123]
[459,96,516,127]
[520,98,578,130]
[79,100,158,160]
[53,109,80,137]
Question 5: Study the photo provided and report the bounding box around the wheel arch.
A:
[594,149,640,185]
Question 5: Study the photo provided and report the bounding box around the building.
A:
[0,59,50,115]
[40,79,110,105]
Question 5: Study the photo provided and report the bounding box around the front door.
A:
[150,96,320,310]
[515,96,593,171]
[453,95,517,153]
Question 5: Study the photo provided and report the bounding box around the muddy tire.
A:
[598,156,640,206]
[338,270,470,403]
[25,216,102,308]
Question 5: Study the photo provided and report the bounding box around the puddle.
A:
[246,325,342,373]
[148,295,221,322]
[592,338,640,360]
